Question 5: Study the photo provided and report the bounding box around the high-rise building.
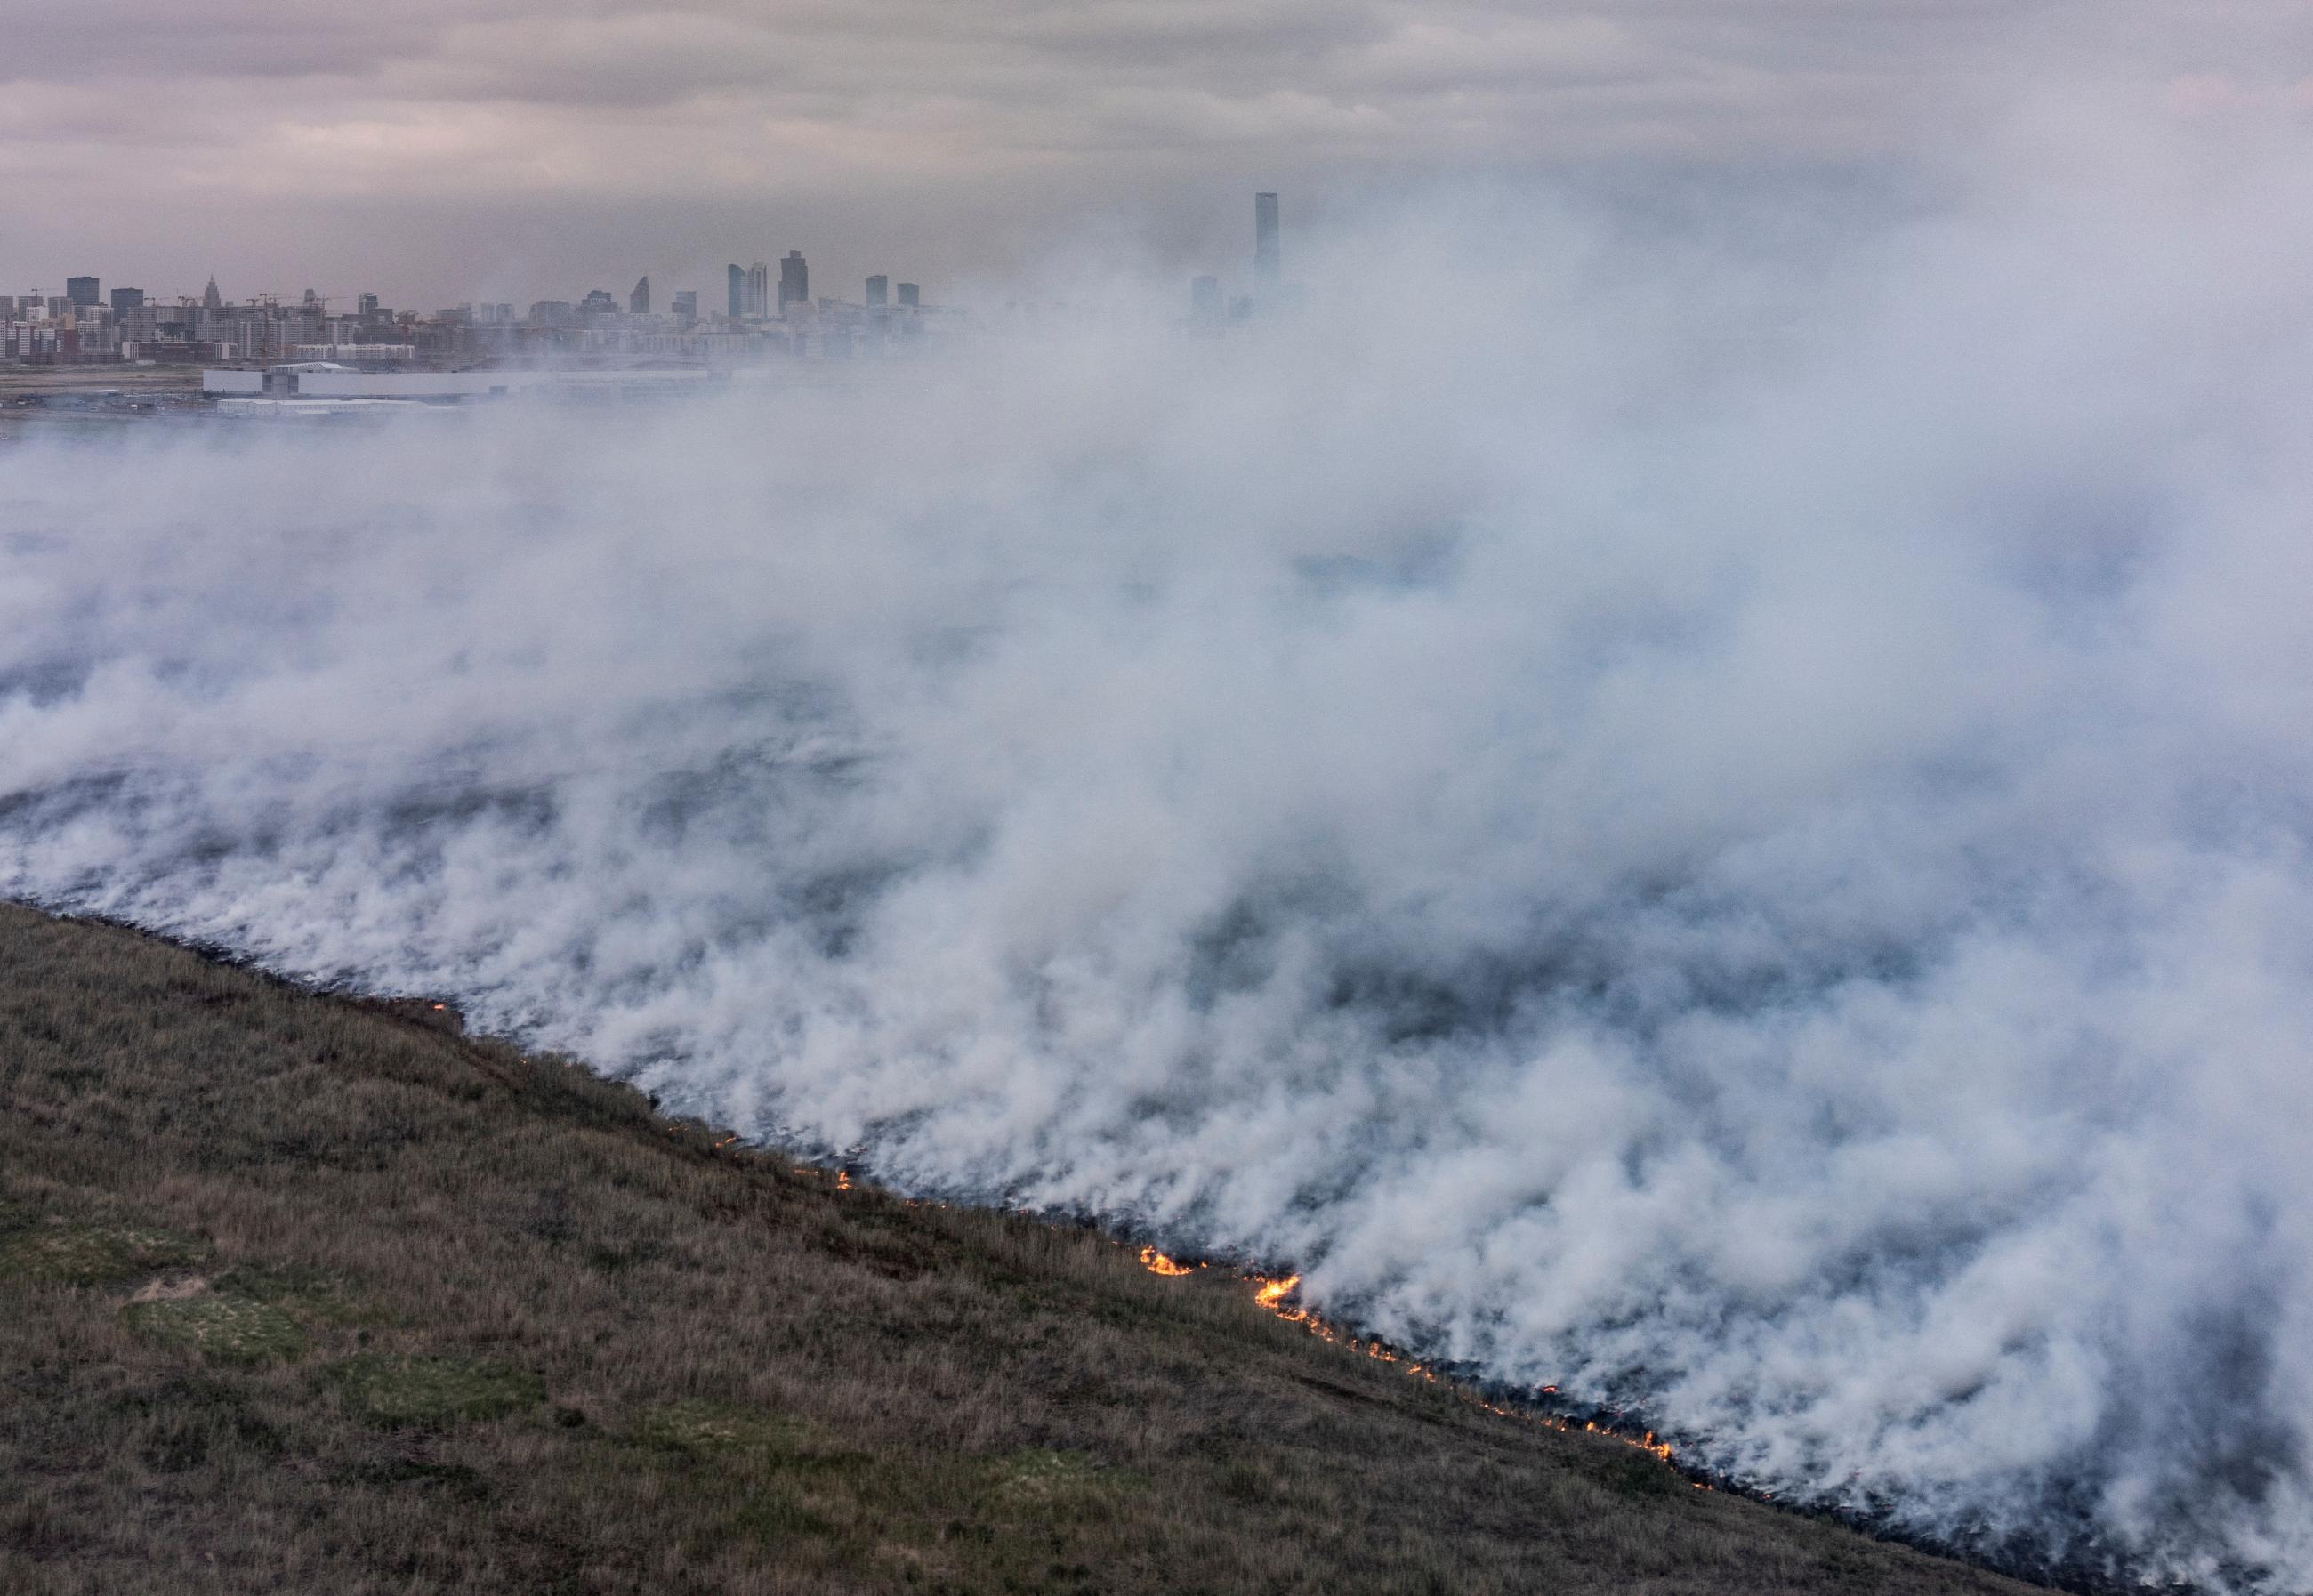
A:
[727,264,745,319]
[203,276,223,310]
[1254,192,1280,296]
[779,251,808,312]
[671,290,697,326]
[66,277,99,309]
[1189,275,1221,323]
[895,282,918,309]
[109,287,144,316]
[630,276,650,315]
[865,275,888,307]
[746,262,770,318]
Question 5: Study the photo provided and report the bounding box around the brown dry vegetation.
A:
[0,902,2051,1596]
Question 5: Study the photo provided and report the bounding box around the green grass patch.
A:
[121,1291,310,1366]
[325,1353,546,1427]
[212,1261,379,1327]
[633,1399,818,1455]
[615,1407,849,1556]
[985,1447,1131,1521]
[0,1218,206,1287]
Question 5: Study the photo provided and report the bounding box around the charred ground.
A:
[0,902,2053,1596]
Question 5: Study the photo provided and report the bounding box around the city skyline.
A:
[4,197,1303,326]
[6,190,1296,369]
[0,189,1276,394]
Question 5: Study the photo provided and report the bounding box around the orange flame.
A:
[835,1170,851,1191]
[1204,1263,1701,1485]
[1139,1246,1197,1277]
[1253,1272,1302,1310]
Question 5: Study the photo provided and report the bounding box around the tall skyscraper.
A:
[66,276,100,309]
[895,282,918,309]
[671,290,697,326]
[109,286,144,316]
[746,262,770,318]
[779,251,808,312]
[203,276,223,310]
[865,275,888,307]
[727,263,745,319]
[1254,192,1280,297]
[357,292,380,320]
[629,276,650,315]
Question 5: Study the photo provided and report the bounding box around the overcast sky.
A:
[3,1,2309,310]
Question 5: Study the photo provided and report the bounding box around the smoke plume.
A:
[9,106,2313,1592]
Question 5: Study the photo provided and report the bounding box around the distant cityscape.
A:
[3,193,1292,371]
[0,251,956,369]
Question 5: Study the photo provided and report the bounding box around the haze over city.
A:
[7,1,2312,306]
[9,6,2313,1596]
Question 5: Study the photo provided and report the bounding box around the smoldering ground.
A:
[8,116,2313,1592]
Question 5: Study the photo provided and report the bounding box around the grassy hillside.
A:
[0,902,2049,1596]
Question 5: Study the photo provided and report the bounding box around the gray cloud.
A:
[12,0,2311,306]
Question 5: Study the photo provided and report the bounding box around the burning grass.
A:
[0,901,2058,1596]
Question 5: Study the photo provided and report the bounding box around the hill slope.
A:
[0,903,2049,1596]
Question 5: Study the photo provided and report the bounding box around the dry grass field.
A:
[0,901,2054,1595]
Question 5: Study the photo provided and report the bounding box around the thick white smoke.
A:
[9,108,2313,1591]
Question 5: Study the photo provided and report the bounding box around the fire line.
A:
[1140,1247,1696,1484]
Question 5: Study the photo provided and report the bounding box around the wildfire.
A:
[664,1116,1698,1494]
[1221,1263,1699,1486]
[1138,1246,1198,1277]
[1253,1273,1307,1318]
[1249,1273,1402,1365]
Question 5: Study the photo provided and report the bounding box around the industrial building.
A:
[202,366,722,403]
